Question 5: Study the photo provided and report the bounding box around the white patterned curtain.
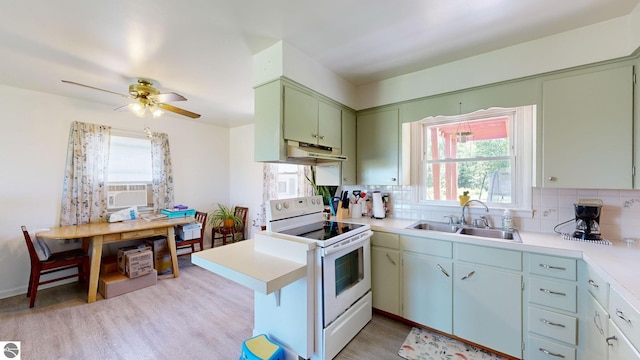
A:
[298,166,313,196]
[150,132,174,211]
[60,121,111,226]
[257,163,313,229]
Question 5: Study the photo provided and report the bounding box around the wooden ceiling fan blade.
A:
[150,92,187,103]
[61,80,132,99]
[158,103,201,119]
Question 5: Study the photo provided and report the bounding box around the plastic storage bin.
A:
[239,334,284,360]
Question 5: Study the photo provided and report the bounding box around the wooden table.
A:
[37,217,194,303]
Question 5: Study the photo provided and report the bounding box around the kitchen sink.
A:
[457,227,522,242]
[407,221,459,233]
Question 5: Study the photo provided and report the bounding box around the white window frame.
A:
[106,131,154,210]
[407,106,535,212]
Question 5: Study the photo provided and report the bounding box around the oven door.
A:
[321,230,372,327]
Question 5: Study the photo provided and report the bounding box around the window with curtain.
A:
[60,122,174,225]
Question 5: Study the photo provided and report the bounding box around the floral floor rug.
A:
[398,327,507,360]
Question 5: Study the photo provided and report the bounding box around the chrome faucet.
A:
[460,199,489,226]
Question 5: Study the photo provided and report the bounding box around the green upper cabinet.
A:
[357,107,400,185]
[283,85,341,149]
[254,77,348,163]
[341,110,357,184]
[542,66,634,189]
[315,110,357,186]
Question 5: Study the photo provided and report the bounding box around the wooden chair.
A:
[176,211,207,256]
[212,206,248,247]
[22,225,89,308]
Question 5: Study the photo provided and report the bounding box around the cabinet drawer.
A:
[371,232,399,249]
[529,276,577,312]
[528,335,576,360]
[401,235,452,258]
[608,319,640,359]
[528,306,578,345]
[609,287,640,350]
[584,264,609,308]
[529,253,577,281]
[455,243,521,271]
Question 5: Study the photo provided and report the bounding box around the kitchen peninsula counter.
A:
[191,233,316,295]
[345,216,640,313]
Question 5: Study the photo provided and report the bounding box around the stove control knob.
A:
[311,198,317,205]
[283,202,290,209]
[275,203,283,211]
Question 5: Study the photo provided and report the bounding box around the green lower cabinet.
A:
[371,246,401,315]
[453,262,523,358]
[402,252,453,333]
[608,319,640,359]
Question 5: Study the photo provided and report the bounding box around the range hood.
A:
[286,141,347,164]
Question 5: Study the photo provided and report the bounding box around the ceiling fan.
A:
[61,79,201,119]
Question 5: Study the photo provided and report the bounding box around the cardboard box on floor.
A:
[100,255,118,275]
[117,245,153,278]
[144,236,173,275]
[98,269,157,299]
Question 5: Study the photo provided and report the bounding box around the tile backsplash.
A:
[342,185,640,241]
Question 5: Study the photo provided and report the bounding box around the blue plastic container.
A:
[239,334,284,360]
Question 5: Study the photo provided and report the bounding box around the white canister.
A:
[372,191,385,219]
[351,202,362,219]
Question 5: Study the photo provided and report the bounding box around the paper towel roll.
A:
[372,191,385,219]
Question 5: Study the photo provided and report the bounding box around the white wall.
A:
[229,124,264,240]
[0,85,230,299]
[356,9,640,110]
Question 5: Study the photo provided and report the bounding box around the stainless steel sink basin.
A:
[407,221,459,233]
[457,227,521,242]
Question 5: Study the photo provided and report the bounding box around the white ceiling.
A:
[1,0,638,127]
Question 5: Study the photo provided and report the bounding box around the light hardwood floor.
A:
[0,257,410,360]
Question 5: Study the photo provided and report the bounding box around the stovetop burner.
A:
[278,221,366,242]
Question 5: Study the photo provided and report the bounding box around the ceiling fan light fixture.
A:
[128,101,146,117]
[150,104,164,118]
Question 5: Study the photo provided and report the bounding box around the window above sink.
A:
[404,105,535,212]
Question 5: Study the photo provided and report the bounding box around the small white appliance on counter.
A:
[265,195,373,360]
[371,191,385,219]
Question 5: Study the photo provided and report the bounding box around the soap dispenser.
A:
[502,209,514,230]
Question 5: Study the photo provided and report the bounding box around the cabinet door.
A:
[454,263,522,358]
[371,246,401,315]
[609,319,640,360]
[542,66,633,189]
[341,110,357,184]
[318,101,342,149]
[356,108,399,185]
[403,253,452,333]
[583,292,609,360]
[283,86,319,145]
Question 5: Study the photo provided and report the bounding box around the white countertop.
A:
[191,239,311,295]
[343,216,640,312]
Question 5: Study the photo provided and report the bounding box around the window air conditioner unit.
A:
[107,184,148,209]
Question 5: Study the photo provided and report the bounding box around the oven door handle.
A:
[322,230,373,256]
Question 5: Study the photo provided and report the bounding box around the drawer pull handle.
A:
[539,263,566,271]
[540,288,566,296]
[594,310,604,335]
[616,309,632,324]
[588,279,599,288]
[437,264,450,277]
[461,270,475,280]
[606,335,617,346]
[539,348,565,358]
[385,253,396,266]
[540,318,566,328]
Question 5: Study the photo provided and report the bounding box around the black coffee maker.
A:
[573,199,603,240]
